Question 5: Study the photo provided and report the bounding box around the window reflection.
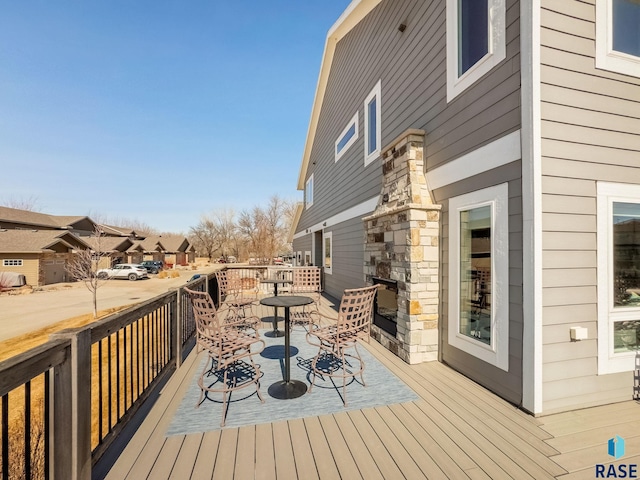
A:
[459,205,491,345]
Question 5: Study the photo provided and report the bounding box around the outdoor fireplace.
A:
[363,129,440,364]
[372,277,398,336]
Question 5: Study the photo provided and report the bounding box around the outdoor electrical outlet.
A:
[570,326,588,341]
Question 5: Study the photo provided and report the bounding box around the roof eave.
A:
[297,0,383,190]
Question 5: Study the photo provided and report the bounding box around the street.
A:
[0,267,218,342]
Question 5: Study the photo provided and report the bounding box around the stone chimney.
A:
[364,129,441,364]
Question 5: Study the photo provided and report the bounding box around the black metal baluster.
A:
[2,393,9,480]
[24,381,31,480]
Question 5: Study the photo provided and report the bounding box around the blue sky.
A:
[0,1,350,233]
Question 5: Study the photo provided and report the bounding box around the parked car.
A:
[140,260,164,274]
[96,264,149,281]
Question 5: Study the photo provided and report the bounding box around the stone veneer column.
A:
[364,129,441,364]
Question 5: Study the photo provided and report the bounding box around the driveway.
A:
[0,267,219,342]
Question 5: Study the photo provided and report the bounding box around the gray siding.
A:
[323,217,367,299]
[540,0,640,413]
[296,0,522,234]
[294,0,523,403]
[435,161,524,406]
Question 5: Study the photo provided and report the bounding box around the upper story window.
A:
[305,174,314,209]
[364,80,381,166]
[335,112,359,162]
[596,0,640,77]
[446,0,506,101]
[3,259,23,267]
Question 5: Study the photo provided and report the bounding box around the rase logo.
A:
[596,436,637,478]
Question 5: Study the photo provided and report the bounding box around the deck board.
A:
[288,419,319,480]
[98,299,640,479]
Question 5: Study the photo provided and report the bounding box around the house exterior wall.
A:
[0,254,39,286]
[295,0,524,403]
[539,0,640,413]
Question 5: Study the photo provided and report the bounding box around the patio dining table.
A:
[260,278,292,338]
[259,295,313,399]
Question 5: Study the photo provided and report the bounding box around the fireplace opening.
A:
[372,277,398,336]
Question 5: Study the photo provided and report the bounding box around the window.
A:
[305,174,314,209]
[596,0,640,77]
[448,183,509,371]
[364,80,381,166]
[304,251,311,266]
[335,112,359,162]
[323,231,333,274]
[3,259,23,267]
[446,0,506,101]
[597,182,640,373]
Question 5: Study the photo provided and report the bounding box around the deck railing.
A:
[0,274,209,480]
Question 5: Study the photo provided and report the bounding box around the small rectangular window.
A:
[305,174,314,209]
[596,0,640,77]
[323,231,333,274]
[458,0,489,76]
[613,0,640,58]
[446,0,506,101]
[364,80,381,166]
[3,259,23,267]
[335,113,359,162]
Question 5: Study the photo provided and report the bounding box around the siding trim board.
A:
[426,130,522,191]
[292,196,378,240]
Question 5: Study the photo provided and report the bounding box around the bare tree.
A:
[88,211,159,236]
[65,228,109,318]
[237,196,294,264]
[189,208,238,261]
[0,195,42,211]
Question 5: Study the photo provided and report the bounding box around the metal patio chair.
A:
[215,269,259,319]
[185,287,265,426]
[289,267,322,331]
[306,285,377,406]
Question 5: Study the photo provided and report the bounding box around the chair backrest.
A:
[291,267,322,294]
[337,285,378,338]
[184,287,222,338]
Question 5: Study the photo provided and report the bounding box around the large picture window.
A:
[596,0,640,77]
[597,183,640,373]
[446,0,506,101]
[448,183,509,370]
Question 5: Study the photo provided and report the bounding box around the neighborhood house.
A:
[0,206,194,286]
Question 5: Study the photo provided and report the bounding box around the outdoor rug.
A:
[166,328,419,435]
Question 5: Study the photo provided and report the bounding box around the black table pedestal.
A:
[259,295,313,400]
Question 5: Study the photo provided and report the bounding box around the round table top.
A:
[260,295,313,308]
[260,278,293,285]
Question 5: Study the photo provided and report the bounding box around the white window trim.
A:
[323,231,333,275]
[364,80,381,166]
[596,0,640,78]
[3,259,24,267]
[305,174,314,209]
[304,250,312,267]
[446,0,507,102]
[335,112,359,162]
[597,182,640,374]
[448,183,509,371]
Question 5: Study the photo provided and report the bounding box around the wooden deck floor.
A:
[97,301,640,479]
